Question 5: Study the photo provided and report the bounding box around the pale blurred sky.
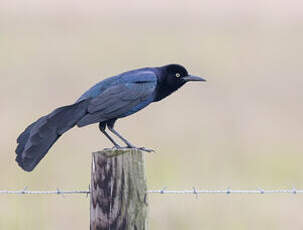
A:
[1,0,303,24]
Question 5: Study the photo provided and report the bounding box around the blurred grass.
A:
[1,0,303,229]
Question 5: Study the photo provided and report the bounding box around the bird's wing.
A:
[77,68,156,102]
[77,80,157,126]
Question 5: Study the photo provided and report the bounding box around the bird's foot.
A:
[105,145,155,153]
[136,147,155,152]
[104,145,121,151]
[106,144,155,153]
[126,144,155,153]
[112,145,122,150]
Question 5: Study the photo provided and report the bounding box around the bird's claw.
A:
[135,147,155,152]
[107,145,155,153]
[112,145,121,150]
[124,144,155,152]
[104,145,121,151]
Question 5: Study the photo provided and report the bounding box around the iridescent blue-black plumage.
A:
[76,68,158,125]
[15,64,205,171]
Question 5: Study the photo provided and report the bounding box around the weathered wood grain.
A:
[90,148,148,230]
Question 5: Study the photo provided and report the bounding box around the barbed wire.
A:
[0,186,302,196]
[149,186,303,195]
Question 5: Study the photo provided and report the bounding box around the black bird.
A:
[16,64,205,171]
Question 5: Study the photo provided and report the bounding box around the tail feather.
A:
[15,100,89,172]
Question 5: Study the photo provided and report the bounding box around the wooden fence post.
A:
[90,148,148,230]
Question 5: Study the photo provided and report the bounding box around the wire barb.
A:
[160,186,167,194]
[21,186,28,194]
[226,187,231,195]
[292,186,297,194]
[258,187,265,194]
[192,187,199,199]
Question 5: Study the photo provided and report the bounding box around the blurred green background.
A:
[1,0,303,229]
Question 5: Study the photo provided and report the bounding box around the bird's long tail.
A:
[15,100,89,172]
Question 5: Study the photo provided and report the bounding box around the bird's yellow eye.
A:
[175,73,181,78]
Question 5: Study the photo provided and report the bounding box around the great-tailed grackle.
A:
[16,64,205,171]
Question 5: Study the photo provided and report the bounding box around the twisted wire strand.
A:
[0,186,302,196]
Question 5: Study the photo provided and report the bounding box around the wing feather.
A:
[77,81,156,127]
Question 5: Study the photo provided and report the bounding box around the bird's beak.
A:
[183,75,206,82]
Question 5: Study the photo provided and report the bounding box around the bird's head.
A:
[160,64,205,88]
[154,64,206,101]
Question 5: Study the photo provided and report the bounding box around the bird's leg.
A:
[98,122,120,148]
[107,120,135,148]
[107,120,154,152]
